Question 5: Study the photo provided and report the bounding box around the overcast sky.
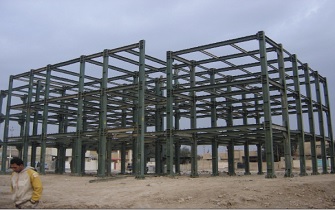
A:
[1,0,335,146]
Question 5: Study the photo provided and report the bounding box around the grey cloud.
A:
[1,0,335,120]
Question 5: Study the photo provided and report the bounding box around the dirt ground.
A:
[1,170,335,209]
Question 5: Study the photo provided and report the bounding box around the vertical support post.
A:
[56,88,67,174]
[258,31,276,178]
[135,40,145,179]
[174,139,180,175]
[226,76,235,176]
[56,144,66,174]
[82,95,87,170]
[31,80,42,167]
[60,145,66,174]
[106,137,112,175]
[1,76,13,173]
[190,61,198,178]
[30,144,37,169]
[211,137,219,176]
[210,69,219,176]
[174,109,180,175]
[18,95,26,160]
[0,91,6,154]
[303,64,319,175]
[97,50,109,177]
[227,141,236,176]
[81,145,86,175]
[242,93,251,175]
[256,143,264,175]
[74,55,86,175]
[40,65,51,175]
[57,90,65,135]
[55,145,60,174]
[33,80,43,135]
[173,71,180,175]
[155,142,162,174]
[255,94,264,175]
[143,145,148,174]
[132,74,138,175]
[155,78,164,174]
[291,55,307,176]
[0,91,6,120]
[120,89,128,175]
[121,142,126,174]
[63,102,69,134]
[277,44,293,177]
[132,138,136,175]
[18,106,25,159]
[323,78,335,173]
[314,71,328,174]
[166,51,174,176]
[244,141,251,175]
[71,142,75,173]
[82,111,87,129]
[22,70,34,165]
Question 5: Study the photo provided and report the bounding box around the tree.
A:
[180,146,191,157]
[180,146,191,164]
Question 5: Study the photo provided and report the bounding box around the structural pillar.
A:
[323,78,335,173]
[256,144,264,175]
[254,94,264,175]
[210,69,219,176]
[242,93,250,175]
[135,40,146,179]
[314,71,328,174]
[244,141,251,175]
[132,73,139,175]
[21,70,34,165]
[303,63,319,175]
[106,137,112,176]
[154,78,164,175]
[258,31,276,178]
[56,143,66,174]
[173,72,181,175]
[1,75,14,174]
[120,142,126,174]
[291,54,308,176]
[166,51,175,177]
[74,55,86,176]
[0,91,6,124]
[120,90,128,175]
[97,50,109,177]
[190,61,198,178]
[40,65,51,175]
[226,76,235,176]
[277,44,293,177]
[31,80,43,169]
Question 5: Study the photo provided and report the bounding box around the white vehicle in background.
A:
[27,162,49,170]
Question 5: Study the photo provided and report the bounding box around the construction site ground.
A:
[1,169,335,209]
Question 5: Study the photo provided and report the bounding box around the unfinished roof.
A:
[0,31,333,178]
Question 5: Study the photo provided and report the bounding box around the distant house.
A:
[202,150,258,163]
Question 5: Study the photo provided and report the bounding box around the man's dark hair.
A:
[10,157,24,165]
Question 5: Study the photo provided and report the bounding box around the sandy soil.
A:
[1,170,335,209]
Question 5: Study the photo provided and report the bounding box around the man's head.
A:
[10,157,24,173]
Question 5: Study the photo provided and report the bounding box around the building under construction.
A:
[0,31,334,178]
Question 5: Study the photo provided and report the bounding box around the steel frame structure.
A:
[0,31,334,178]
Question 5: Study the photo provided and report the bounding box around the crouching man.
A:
[10,157,43,209]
